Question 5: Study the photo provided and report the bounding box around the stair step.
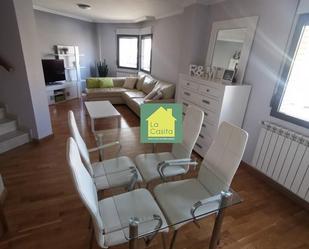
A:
[0,130,30,154]
[0,118,17,136]
[0,108,5,120]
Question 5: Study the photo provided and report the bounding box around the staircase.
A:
[0,106,30,154]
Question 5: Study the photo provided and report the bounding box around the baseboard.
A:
[242,161,309,210]
[32,134,54,144]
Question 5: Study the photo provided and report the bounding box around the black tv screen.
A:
[41,59,65,84]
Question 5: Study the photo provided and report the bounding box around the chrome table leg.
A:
[129,217,139,249]
[209,191,232,249]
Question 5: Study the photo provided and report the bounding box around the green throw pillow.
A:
[86,78,99,88]
[98,78,114,88]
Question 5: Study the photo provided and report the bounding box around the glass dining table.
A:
[95,127,243,249]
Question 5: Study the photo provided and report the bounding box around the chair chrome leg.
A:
[209,210,224,249]
[208,191,231,249]
[129,217,139,249]
[169,230,178,249]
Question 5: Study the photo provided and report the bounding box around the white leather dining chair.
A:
[153,122,248,249]
[66,137,168,249]
[135,105,204,184]
[68,110,142,191]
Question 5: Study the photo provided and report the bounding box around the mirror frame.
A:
[205,16,259,84]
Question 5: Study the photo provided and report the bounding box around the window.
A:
[140,35,152,73]
[271,14,309,128]
[117,35,139,69]
[117,34,152,72]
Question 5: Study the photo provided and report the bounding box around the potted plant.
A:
[97,59,108,77]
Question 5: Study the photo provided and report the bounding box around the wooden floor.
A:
[0,99,308,249]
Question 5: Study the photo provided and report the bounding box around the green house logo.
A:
[141,104,183,143]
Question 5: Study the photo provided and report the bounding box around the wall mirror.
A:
[205,16,259,84]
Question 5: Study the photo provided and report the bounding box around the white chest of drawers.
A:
[177,74,251,157]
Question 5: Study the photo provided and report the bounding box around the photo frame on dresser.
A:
[222,69,235,84]
[205,16,259,85]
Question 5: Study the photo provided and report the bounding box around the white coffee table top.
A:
[85,101,120,119]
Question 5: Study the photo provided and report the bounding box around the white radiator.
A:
[252,121,309,202]
[116,70,138,77]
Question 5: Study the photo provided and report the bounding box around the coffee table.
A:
[85,101,121,133]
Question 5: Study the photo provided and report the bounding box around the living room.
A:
[0,0,309,248]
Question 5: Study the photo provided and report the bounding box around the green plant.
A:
[97,59,109,77]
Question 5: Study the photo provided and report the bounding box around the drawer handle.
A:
[183,102,188,107]
[202,100,210,104]
[182,112,186,116]
[202,124,206,128]
[184,92,191,96]
[196,143,202,149]
[186,82,190,86]
[206,89,210,92]
[199,134,204,139]
[204,112,208,116]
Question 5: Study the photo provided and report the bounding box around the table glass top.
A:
[96,127,242,241]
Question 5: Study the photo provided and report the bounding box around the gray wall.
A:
[0,0,52,139]
[144,14,183,83]
[206,0,303,163]
[96,23,142,76]
[34,10,98,80]
[178,4,210,74]
[95,4,209,84]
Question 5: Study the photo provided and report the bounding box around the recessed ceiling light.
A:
[77,3,91,10]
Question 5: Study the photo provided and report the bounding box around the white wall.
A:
[34,10,98,80]
[0,0,52,139]
[13,0,52,139]
[206,0,303,163]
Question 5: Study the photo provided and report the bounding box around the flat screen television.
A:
[41,59,65,84]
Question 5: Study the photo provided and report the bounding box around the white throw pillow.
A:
[145,89,157,100]
[136,76,145,90]
[152,90,163,100]
[123,77,138,89]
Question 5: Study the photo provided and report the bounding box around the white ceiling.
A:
[32,0,226,23]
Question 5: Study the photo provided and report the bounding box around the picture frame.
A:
[215,67,225,81]
[222,69,235,84]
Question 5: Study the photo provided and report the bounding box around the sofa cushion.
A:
[131,98,145,106]
[123,91,146,99]
[136,76,145,90]
[98,78,114,88]
[123,77,138,89]
[144,90,157,100]
[113,78,126,87]
[86,78,99,88]
[153,81,175,99]
[86,88,128,98]
[142,76,157,94]
[153,90,163,100]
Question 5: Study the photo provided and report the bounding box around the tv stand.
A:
[46,82,63,86]
[46,81,78,105]
[43,44,86,105]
